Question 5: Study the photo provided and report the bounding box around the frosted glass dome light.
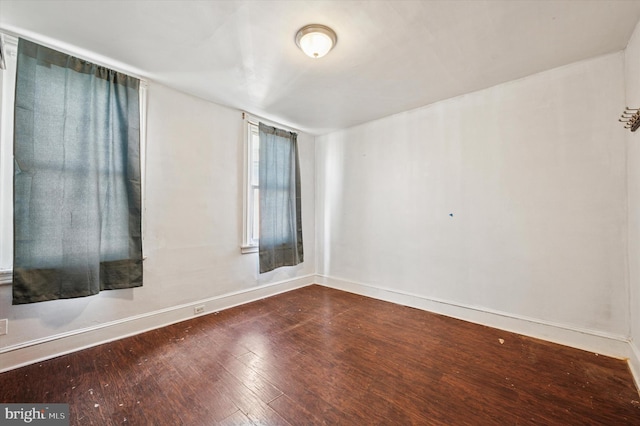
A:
[295,24,337,58]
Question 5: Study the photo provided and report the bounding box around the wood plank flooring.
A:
[1,285,639,425]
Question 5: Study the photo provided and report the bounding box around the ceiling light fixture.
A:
[295,24,337,59]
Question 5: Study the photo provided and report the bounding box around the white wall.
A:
[317,52,629,339]
[0,81,316,357]
[625,19,640,382]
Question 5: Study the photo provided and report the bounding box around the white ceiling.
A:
[1,0,640,135]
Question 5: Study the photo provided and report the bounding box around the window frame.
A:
[0,34,17,284]
[241,119,260,253]
[0,32,148,284]
[240,115,300,255]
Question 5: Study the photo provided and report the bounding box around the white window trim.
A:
[241,117,259,254]
[0,32,149,284]
[0,33,17,285]
[139,80,148,260]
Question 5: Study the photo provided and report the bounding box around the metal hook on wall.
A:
[619,107,640,132]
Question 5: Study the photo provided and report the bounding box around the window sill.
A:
[241,245,258,254]
[0,270,12,286]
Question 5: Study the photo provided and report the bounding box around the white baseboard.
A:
[316,275,632,360]
[629,340,640,393]
[0,275,315,373]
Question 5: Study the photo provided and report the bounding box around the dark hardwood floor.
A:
[1,285,639,425]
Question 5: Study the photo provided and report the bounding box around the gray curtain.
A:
[12,38,142,304]
[258,123,303,273]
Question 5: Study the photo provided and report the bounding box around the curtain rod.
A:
[0,26,148,83]
[242,111,300,134]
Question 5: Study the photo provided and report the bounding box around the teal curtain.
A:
[258,123,303,273]
[12,39,142,304]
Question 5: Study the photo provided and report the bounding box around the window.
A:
[242,120,260,253]
[0,34,147,292]
[241,116,304,271]
[257,122,303,273]
[11,38,145,304]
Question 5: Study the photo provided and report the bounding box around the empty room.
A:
[0,0,639,424]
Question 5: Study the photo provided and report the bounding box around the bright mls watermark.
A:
[1,404,69,425]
